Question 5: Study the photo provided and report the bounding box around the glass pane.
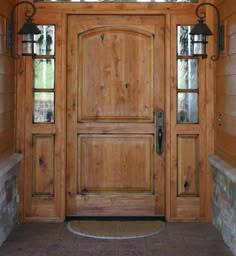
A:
[177,93,198,123]
[177,26,194,56]
[192,35,207,56]
[34,0,197,2]
[34,92,54,123]
[177,59,198,89]
[34,59,54,89]
[34,25,55,55]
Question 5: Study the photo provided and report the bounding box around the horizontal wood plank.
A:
[25,198,58,218]
[0,147,14,164]
[0,111,14,133]
[77,123,155,134]
[217,95,236,117]
[216,114,236,161]
[226,13,236,36]
[176,197,200,220]
[34,2,202,15]
[73,195,156,216]
[216,75,236,96]
[0,74,14,93]
[215,0,236,173]
[0,55,14,75]
[0,94,14,114]
[217,54,236,76]
[0,1,12,18]
[0,128,14,154]
[228,33,236,55]
[218,0,236,20]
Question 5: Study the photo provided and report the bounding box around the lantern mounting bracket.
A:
[6,1,40,59]
[190,2,224,61]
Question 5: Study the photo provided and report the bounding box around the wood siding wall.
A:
[215,0,236,167]
[0,0,16,163]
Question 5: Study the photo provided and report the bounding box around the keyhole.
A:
[184,181,190,191]
[39,158,43,166]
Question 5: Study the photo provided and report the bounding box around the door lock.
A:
[156,109,164,154]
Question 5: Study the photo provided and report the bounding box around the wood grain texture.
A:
[0,111,14,133]
[0,74,14,93]
[23,14,65,221]
[78,27,153,122]
[0,5,15,164]
[78,135,153,193]
[34,1,204,15]
[32,135,55,196]
[74,195,156,216]
[177,135,199,197]
[16,1,215,221]
[216,0,236,167]
[67,15,165,216]
[170,14,210,221]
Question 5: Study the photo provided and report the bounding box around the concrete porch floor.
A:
[0,222,233,256]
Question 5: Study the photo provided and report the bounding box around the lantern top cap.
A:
[190,19,213,36]
[18,18,41,35]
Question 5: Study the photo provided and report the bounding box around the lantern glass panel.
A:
[22,34,34,55]
[192,34,207,56]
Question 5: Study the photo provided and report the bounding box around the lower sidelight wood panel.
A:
[177,135,199,197]
[32,135,55,197]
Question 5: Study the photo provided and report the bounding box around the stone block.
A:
[209,155,236,256]
[0,154,22,247]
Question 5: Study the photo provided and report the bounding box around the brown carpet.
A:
[67,220,164,239]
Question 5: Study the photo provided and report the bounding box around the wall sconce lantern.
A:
[190,2,224,61]
[7,1,41,59]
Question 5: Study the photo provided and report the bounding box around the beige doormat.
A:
[67,220,165,239]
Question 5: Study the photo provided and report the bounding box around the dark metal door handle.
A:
[158,128,163,152]
[156,109,164,154]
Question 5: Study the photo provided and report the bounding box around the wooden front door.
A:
[67,15,165,216]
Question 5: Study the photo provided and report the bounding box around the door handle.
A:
[156,109,164,154]
[158,128,163,152]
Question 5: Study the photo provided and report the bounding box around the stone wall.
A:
[209,155,236,256]
[0,154,22,247]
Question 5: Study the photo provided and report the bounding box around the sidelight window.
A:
[177,25,199,124]
[33,25,55,123]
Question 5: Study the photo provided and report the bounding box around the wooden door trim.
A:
[34,1,204,15]
[66,14,166,216]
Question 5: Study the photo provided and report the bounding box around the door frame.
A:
[16,0,214,222]
[66,14,166,216]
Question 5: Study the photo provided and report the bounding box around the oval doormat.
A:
[67,220,165,239]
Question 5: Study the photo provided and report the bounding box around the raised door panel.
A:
[79,27,153,122]
[78,135,153,193]
[67,15,165,216]
[32,135,55,196]
[177,135,199,196]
